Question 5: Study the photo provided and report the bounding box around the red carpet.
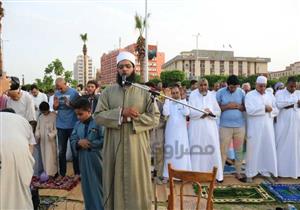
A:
[31,176,80,191]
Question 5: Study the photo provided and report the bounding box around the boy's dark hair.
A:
[0,108,16,113]
[190,80,198,86]
[227,75,240,85]
[72,97,91,111]
[39,101,50,112]
[145,81,155,88]
[87,80,99,88]
[171,84,180,89]
[287,76,297,84]
[10,76,20,90]
[77,84,83,90]
[30,84,38,91]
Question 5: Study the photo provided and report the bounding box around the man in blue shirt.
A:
[216,75,246,182]
[53,77,80,178]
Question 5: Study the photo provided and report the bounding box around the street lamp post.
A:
[144,0,149,82]
[193,33,201,79]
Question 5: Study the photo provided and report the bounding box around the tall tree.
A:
[134,13,147,83]
[80,33,88,86]
[34,59,77,92]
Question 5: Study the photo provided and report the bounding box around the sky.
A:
[2,0,300,83]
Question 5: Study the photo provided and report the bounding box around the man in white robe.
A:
[245,76,278,182]
[275,76,300,179]
[30,84,48,118]
[163,85,191,177]
[0,112,35,210]
[188,78,223,182]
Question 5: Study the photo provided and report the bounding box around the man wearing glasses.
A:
[244,76,278,182]
[94,51,160,210]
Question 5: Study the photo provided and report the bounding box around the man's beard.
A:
[200,90,207,96]
[116,71,136,87]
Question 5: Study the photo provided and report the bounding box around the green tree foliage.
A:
[160,70,185,86]
[34,59,77,92]
[202,75,227,88]
[181,80,191,88]
[148,77,161,85]
[157,71,291,90]
[134,74,141,83]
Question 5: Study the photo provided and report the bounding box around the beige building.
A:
[269,61,300,79]
[73,55,93,85]
[162,50,270,78]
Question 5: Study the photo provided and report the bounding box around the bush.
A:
[160,70,185,86]
[148,77,161,85]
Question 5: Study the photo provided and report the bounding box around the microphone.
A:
[121,75,127,87]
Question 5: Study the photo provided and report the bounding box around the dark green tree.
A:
[34,59,77,92]
[160,70,185,86]
[148,77,161,85]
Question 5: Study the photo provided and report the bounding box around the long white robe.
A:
[162,99,191,177]
[0,112,35,210]
[35,112,58,176]
[245,90,279,178]
[188,90,223,181]
[275,89,300,178]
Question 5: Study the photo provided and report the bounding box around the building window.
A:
[238,61,243,76]
[220,61,225,75]
[200,60,205,76]
[210,61,215,75]
[229,61,233,75]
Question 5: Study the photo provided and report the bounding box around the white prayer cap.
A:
[116,51,136,66]
[256,76,267,84]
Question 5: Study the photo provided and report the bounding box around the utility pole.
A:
[144,0,149,82]
[193,33,201,79]
[118,37,121,49]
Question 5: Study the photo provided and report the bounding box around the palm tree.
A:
[0,1,4,76]
[134,13,147,82]
[80,33,88,85]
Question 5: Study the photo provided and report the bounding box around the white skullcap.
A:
[116,51,136,65]
[256,76,267,84]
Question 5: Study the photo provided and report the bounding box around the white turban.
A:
[116,51,136,66]
[256,76,267,84]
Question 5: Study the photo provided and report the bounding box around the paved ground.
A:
[39,162,300,210]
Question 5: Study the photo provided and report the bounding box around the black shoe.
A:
[237,176,247,183]
[216,179,223,183]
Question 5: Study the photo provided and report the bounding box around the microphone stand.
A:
[125,81,216,118]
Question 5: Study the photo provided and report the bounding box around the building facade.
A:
[100,43,165,85]
[269,61,300,79]
[162,50,270,78]
[73,55,93,85]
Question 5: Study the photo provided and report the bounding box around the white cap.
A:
[116,51,136,66]
[256,76,267,84]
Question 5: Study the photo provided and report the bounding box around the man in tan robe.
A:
[94,51,160,210]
